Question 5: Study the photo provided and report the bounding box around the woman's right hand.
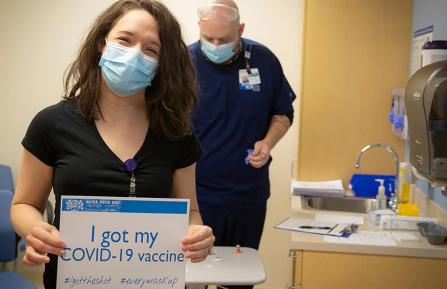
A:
[23,221,66,266]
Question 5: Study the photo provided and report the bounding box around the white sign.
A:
[57,196,190,289]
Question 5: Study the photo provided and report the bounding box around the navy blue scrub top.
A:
[189,38,296,210]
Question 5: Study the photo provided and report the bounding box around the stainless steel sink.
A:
[301,195,377,213]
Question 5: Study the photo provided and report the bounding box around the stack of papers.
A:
[324,231,397,246]
[291,179,345,197]
[391,232,420,242]
[315,213,364,225]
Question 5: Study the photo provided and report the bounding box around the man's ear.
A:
[198,20,206,32]
[239,23,245,36]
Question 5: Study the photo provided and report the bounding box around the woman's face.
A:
[105,9,161,60]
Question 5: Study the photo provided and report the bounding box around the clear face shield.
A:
[197,3,239,22]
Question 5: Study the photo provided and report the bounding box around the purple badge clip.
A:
[124,159,137,173]
[124,159,137,197]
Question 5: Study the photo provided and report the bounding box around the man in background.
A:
[189,2,295,286]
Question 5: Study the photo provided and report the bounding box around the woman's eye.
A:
[145,48,158,56]
[117,38,130,43]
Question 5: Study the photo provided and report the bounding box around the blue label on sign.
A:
[62,198,188,214]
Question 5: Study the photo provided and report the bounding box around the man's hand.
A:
[247,140,271,168]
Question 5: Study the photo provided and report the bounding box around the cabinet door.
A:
[298,0,411,184]
[300,250,447,289]
[291,250,303,287]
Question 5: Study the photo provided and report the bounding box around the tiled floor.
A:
[18,269,45,289]
[14,249,45,289]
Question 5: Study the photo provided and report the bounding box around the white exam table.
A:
[185,246,266,285]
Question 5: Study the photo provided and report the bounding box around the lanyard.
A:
[124,159,137,197]
[245,44,252,74]
[244,44,260,92]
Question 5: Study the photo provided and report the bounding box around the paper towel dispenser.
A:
[404,61,447,184]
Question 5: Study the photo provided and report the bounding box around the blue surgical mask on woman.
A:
[99,40,158,97]
[200,38,236,64]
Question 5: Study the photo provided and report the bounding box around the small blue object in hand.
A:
[245,149,254,165]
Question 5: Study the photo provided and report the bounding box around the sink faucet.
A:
[354,144,400,212]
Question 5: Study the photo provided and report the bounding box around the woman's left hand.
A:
[181,225,214,263]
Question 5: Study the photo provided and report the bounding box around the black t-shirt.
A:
[22,99,202,289]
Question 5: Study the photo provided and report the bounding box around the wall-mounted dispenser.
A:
[404,61,447,186]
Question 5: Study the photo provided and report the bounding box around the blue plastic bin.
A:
[349,174,395,198]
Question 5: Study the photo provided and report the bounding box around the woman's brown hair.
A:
[63,0,197,140]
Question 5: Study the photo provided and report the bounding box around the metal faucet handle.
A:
[354,144,401,212]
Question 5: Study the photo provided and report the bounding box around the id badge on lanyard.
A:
[239,45,261,92]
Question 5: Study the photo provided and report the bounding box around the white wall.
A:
[0,1,302,288]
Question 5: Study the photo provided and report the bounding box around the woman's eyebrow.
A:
[117,30,160,48]
[116,30,135,36]
[148,39,161,48]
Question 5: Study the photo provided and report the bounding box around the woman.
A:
[10,1,214,288]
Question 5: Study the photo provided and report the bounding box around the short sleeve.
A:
[175,133,203,169]
[271,54,296,123]
[22,104,59,166]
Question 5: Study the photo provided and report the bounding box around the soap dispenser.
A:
[375,179,387,209]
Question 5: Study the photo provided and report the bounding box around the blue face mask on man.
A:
[99,41,158,97]
[200,38,236,64]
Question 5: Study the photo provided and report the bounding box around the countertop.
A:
[289,208,447,259]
